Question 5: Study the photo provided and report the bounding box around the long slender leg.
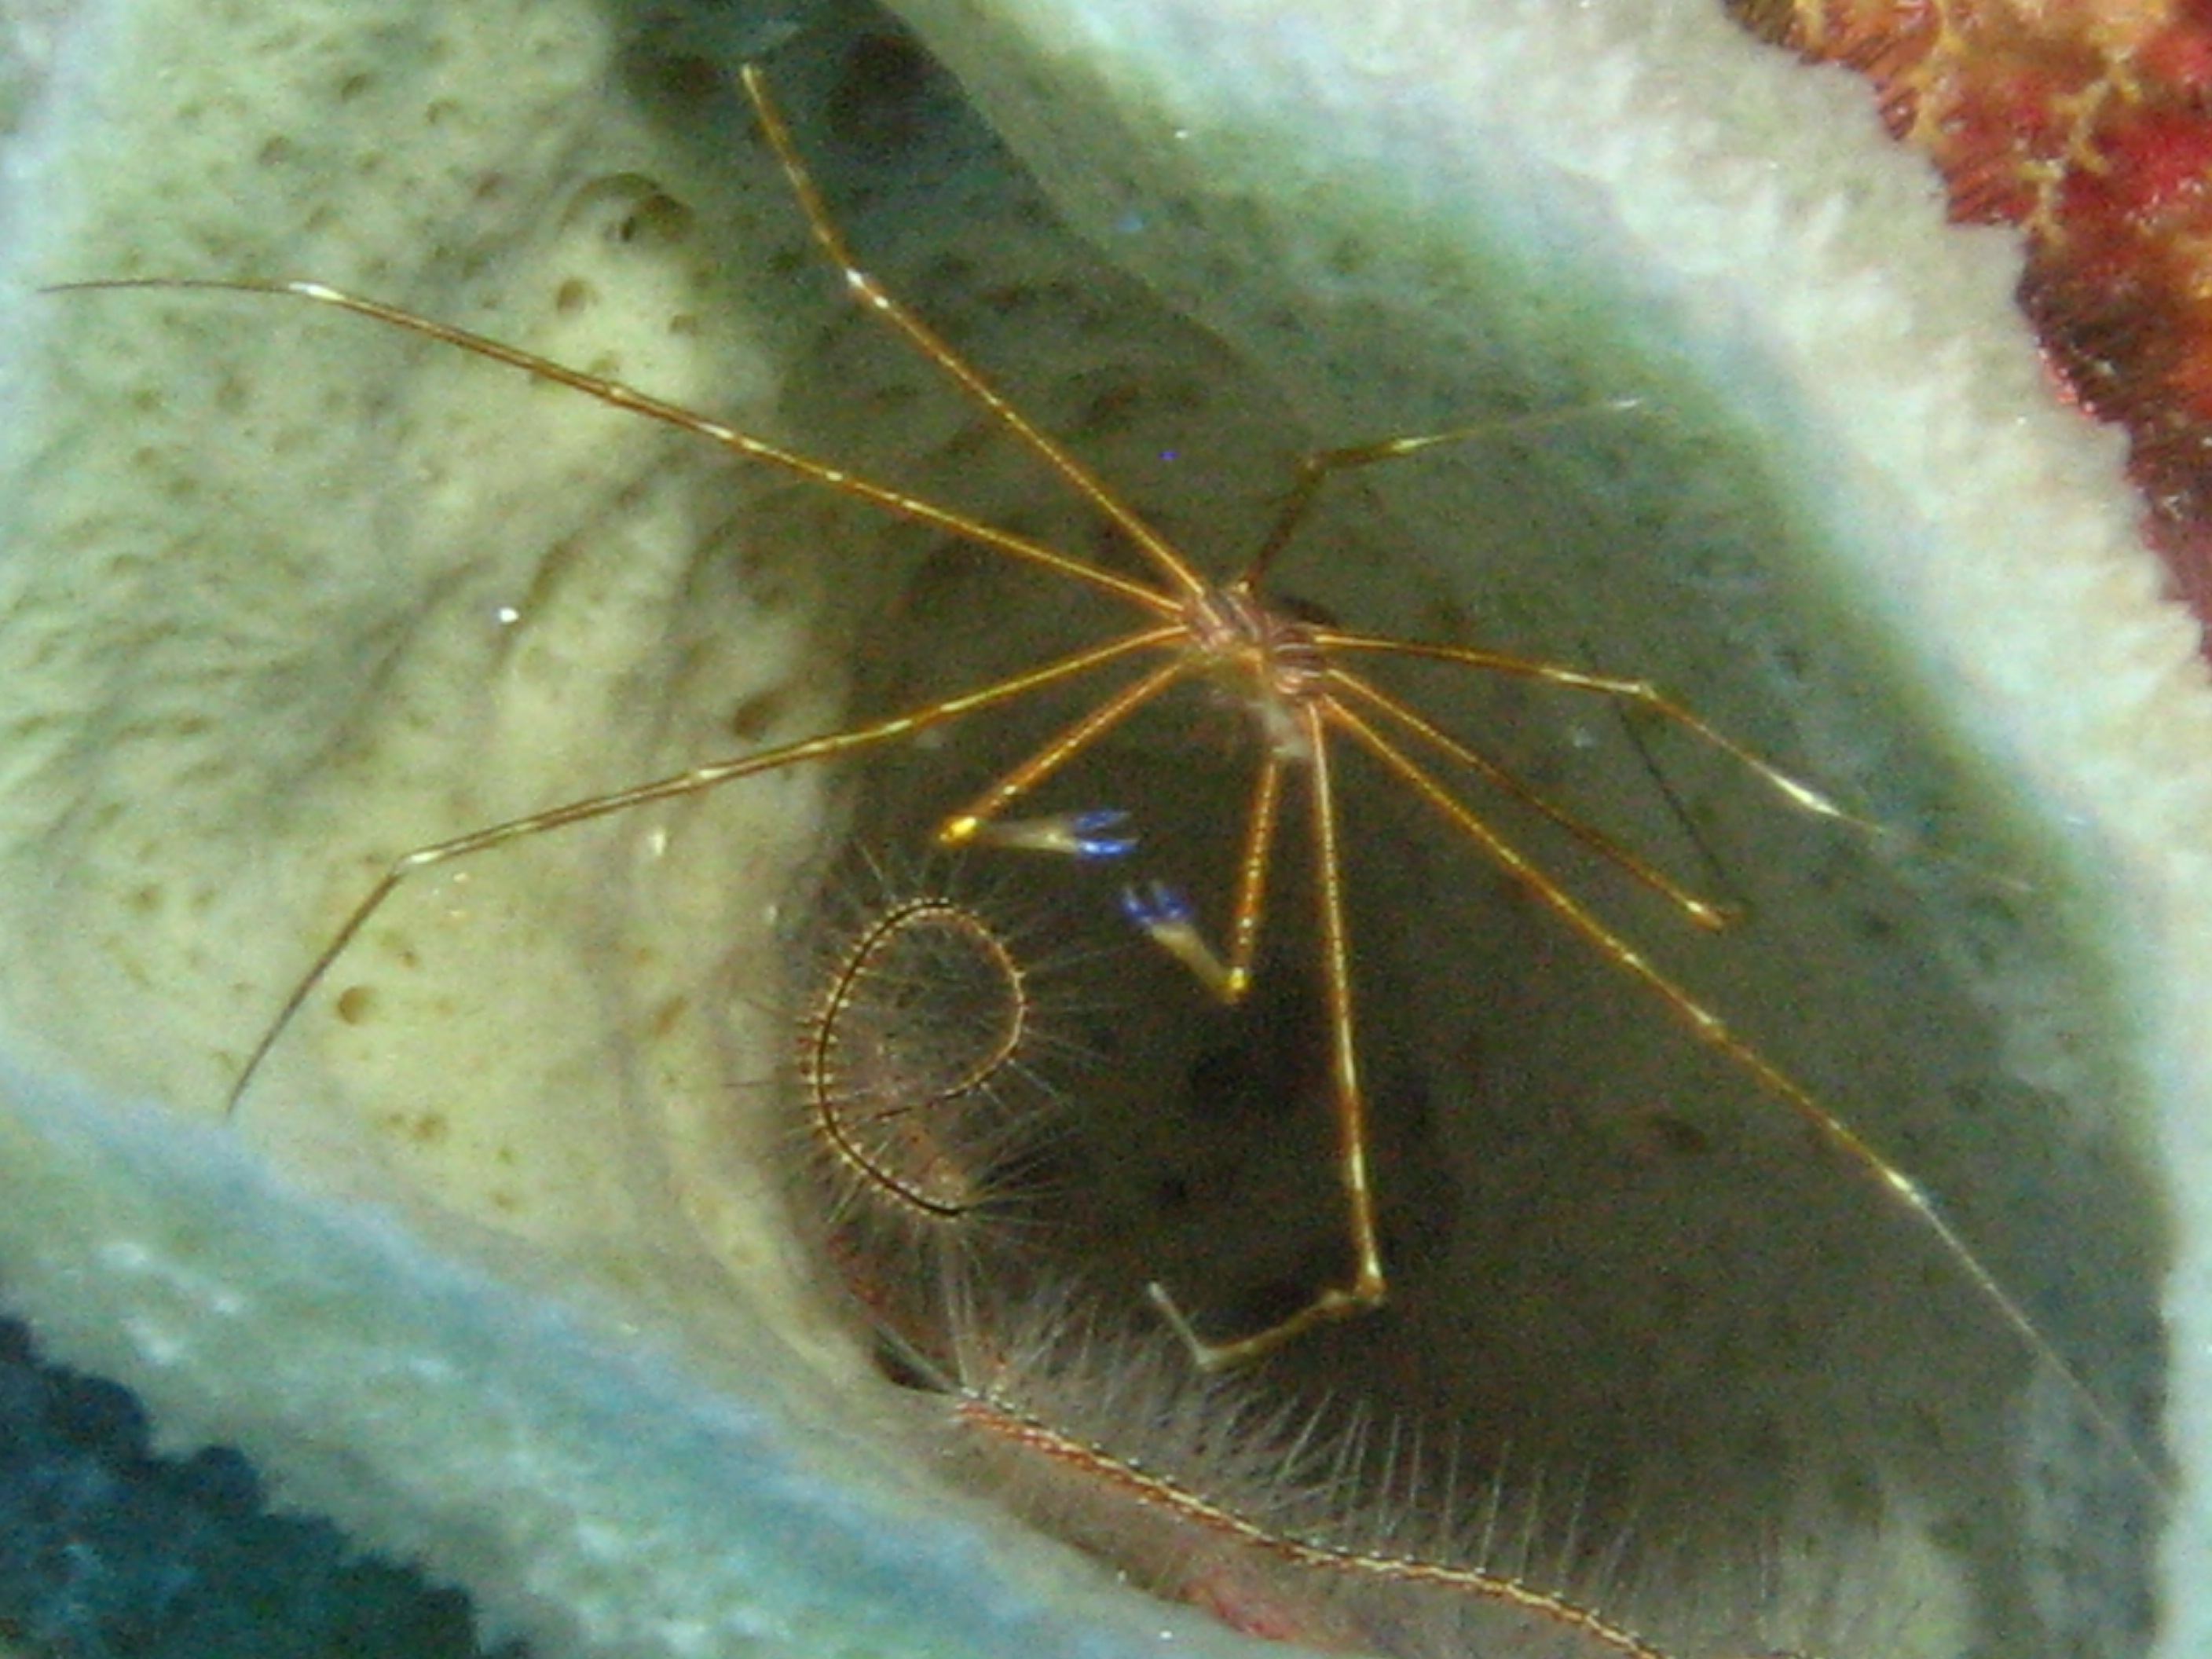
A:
[225,626,1171,1115]
[1314,631,1864,834]
[1324,668,1732,926]
[739,64,1211,606]
[1220,755,1287,1001]
[1121,752,1285,1004]
[46,278,1174,621]
[1148,703,1386,1369]
[1325,631,2024,888]
[1320,690,2167,1495]
[1239,403,1641,585]
[940,654,1188,848]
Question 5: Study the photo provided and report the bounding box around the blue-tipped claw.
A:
[1062,808,1138,862]
[968,808,1137,861]
[1119,879,1235,999]
[1119,877,1194,931]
